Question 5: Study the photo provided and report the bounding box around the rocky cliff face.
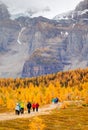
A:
[0,2,10,20]
[75,0,88,11]
[0,0,88,77]
[22,0,88,77]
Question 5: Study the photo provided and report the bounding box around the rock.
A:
[0,0,88,77]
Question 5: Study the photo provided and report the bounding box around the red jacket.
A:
[35,103,39,108]
[32,103,36,108]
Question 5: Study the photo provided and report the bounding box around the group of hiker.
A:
[15,97,59,115]
[15,102,39,115]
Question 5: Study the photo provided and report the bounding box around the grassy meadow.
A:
[0,104,88,130]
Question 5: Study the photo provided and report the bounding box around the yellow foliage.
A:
[0,98,3,105]
[84,96,88,104]
[29,117,46,130]
[0,68,88,109]
[6,98,15,109]
[60,101,70,109]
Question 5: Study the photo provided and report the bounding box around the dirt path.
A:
[0,103,61,121]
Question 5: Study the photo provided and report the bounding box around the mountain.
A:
[8,6,51,20]
[54,0,88,22]
[22,0,88,77]
[0,2,10,20]
[0,0,88,78]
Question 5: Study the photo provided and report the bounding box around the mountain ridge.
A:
[0,0,88,77]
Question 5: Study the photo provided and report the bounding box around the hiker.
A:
[20,101,24,114]
[15,103,20,115]
[35,103,39,112]
[52,97,59,104]
[54,97,59,103]
[27,102,31,113]
[32,103,36,112]
[52,98,55,104]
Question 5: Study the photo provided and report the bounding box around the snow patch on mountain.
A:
[54,8,88,21]
[61,31,69,37]
[17,27,26,45]
[53,11,74,20]
[81,9,88,15]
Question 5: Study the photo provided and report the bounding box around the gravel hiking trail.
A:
[0,103,61,121]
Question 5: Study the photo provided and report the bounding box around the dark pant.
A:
[36,107,38,112]
[15,110,20,115]
[28,108,31,113]
[20,108,24,114]
[33,108,35,112]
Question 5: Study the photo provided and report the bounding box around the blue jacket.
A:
[15,104,20,111]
